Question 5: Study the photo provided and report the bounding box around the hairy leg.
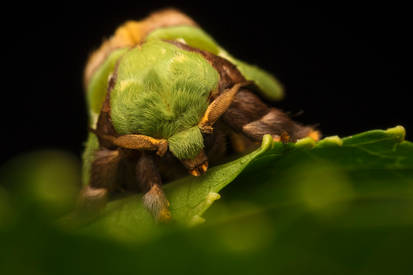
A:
[78,148,121,211]
[223,89,320,144]
[136,152,171,222]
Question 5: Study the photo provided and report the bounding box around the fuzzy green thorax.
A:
[110,40,219,159]
[146,25,284,101]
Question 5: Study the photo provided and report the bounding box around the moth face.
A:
[167,126,204,159]
[166,126,208,176]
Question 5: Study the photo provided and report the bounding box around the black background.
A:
[3,1,412,165]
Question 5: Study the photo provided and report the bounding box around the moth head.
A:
[167,126,204,160]
[166,126,208,176]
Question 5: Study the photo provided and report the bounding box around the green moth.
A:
[81,9,319,222]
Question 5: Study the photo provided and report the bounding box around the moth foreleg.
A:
[136,152,171,222]
[198,82,250,133]
[78,148,121,212]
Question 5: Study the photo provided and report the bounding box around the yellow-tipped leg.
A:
[308,130,321,142]
[181,150,209,177]
[272,135,281,142]
[78,185,108,211]
[143,185,171,223]
[189,161,208,176]
[158,208,172,223]
[190,169,201,177]
[280,131,290,143]
[272,132,290,143]
[200,162,208,173]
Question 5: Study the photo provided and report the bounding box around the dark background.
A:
[3,1,412,165]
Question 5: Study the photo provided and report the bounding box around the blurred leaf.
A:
[1,126,413,275]
[0,151,81,219]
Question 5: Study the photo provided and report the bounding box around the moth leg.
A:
[223,89,320,144]
[198,82,250,133]
[78,148,121,211]
[96,133,168,157]
[241,109,320,142]
[229,131,257,153]
[136,152,171,222]
[77,185,108,212]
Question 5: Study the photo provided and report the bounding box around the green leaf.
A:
[78,134,274,243]
[2,126,413,275]
[78,125,413,244]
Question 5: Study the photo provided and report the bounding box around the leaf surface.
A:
[2,126,413,275]
[80,126,413,243]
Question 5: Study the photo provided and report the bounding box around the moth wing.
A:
[231,58,284,101]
